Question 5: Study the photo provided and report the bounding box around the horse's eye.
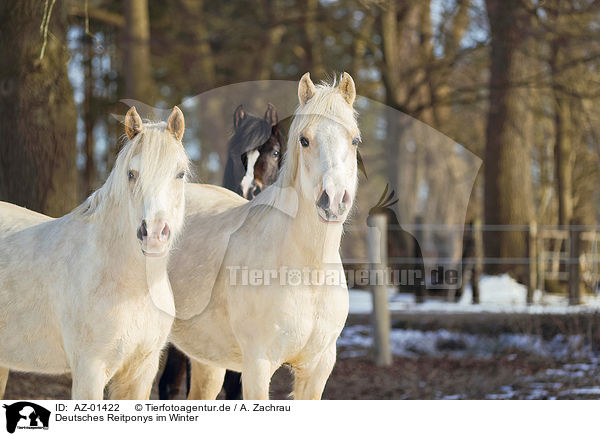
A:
[128,170,138,182]
[352,137,361,147]
[273,150,279,158]
[176,171,185,179]
[300,136,309,148]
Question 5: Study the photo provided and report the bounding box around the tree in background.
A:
[0,0,77,216]
[544,0,600,228]
[124,0,153,102]
[483,0,534,277]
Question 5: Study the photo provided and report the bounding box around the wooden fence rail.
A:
[525,222,598,305]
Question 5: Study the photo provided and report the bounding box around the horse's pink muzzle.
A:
[137,219,171,257]
[316,189,351,223]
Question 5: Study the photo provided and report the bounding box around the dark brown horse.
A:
[222,103,284,199]
[158,104,285,400]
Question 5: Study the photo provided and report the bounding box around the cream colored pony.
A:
[169,72,360,400]
[0,106,189,400]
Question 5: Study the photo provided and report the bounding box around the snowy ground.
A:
[340,274,600,399]
[332,324,600,399]
[483,361,600,400]
[349,274,600,315]
[337,325,595,361]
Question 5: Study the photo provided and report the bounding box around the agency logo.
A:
[2,402,50,433]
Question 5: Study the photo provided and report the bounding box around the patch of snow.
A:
[563,363,594,371]
[337,325,597,361]
[545,368,586,378]
[529,382,563,390]
[479,360,600,399]
[459,274,537,306]
[486,389,516,400]
[349,274,600,315]
[558,387,600,396]
[441,394,465,400]
[524,389,549,400]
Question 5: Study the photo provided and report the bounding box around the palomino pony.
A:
[159,103,286,400]
[0,107,189,400]
[169,72,360,399]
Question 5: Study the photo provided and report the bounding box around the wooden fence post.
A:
[538,228,545,294]
[527,221,537,305]
[569,220,581,305]
[414,216,425,304]
[472,218,482,304]
[367,213,392,366]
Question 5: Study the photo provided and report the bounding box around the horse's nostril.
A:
[137,220,148,241]
[342,190,350,205]
[317,191,330,210]
[161,223,170,241]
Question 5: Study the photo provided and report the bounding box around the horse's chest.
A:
[297,287,348,348]
[232,285,348,361]
[112,294,173,360]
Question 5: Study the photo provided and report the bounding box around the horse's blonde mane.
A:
[74,121,190,219]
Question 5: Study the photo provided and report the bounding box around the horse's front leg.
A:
[109,351,162,400]
[71,358,108,400]
[187,359,226,399]
[0,366,9,398]
[293,344,336,400]
[241,354,275,400]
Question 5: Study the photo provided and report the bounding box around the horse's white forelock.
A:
[277,76,358,191]
[74,121,190,219]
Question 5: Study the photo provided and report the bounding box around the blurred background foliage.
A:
[0,0,599,282]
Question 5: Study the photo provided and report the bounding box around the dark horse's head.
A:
[222,103,285,199]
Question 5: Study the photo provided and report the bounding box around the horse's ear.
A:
[167,106,185,141]
[264,103,278,126]
[339,72,356,106]
[233,104,246,130]
[125,106,143,139]
[298,72,316,106]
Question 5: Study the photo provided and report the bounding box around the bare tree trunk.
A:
[545,0,597,228]
[553,93,574,227]
[83,35,96,198]
[549,17,573,228]
[251,0,285,80]
[484,0,534,278]
[431,0,471,126]
[0,0,77,216]
[181,0,216,89]
[379,0,424,216]
[124,0,154,102]
[300,0,324,76]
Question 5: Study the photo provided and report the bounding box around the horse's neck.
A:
[85,207,169,289]
[265,188,343,266]
[95,211,138,256]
